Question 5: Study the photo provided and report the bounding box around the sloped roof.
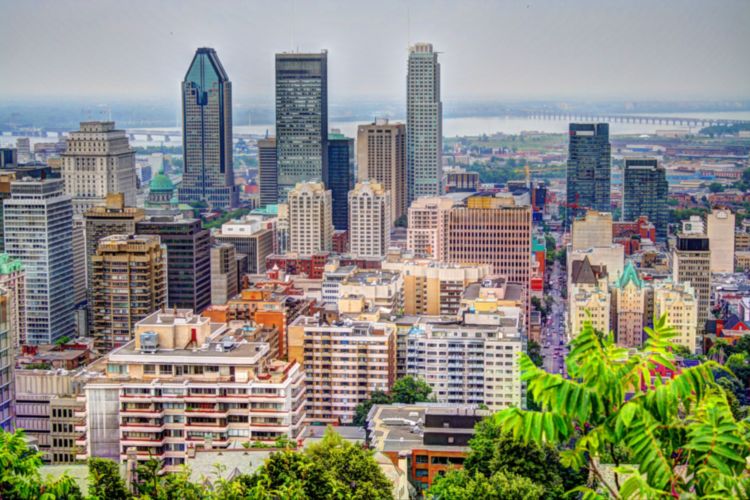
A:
[616,261,643,289]
[571,256,607,286]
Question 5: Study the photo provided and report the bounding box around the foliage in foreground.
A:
[0,427,393,500]
[492,315,750,498]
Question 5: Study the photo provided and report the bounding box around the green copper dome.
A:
[616,260,643,290]
[150,170,175,193]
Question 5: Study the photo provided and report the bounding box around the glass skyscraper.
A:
[178,48,238,209]
[623,158,669,240]
[275,51,328,201]
[407,43,442,204]
[326,133,354,231]
[566,123,611,220]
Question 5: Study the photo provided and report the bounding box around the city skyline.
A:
[1,0,749,102]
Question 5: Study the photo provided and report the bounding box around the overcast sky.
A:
[1,0,748,102]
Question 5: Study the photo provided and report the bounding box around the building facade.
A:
[91,234,167,351]
[0,253,25,349]
[136,215,211,312]
[349,181,392,258]
[407,43,443,203]
[288,316,396,424]
[706,208,736,273]
[612,261,646,348]
[61,121,137,215]
[178,48,237,209]
[673,234,711,332]
[356,119,407,223]
[257,137,278,207]
[571,210,613,251]
[213,216,274,274]
[275,52,328,200]
[287,182,333,255]
[210,243,238,305]
[652,280,698,353]
[623,158,668,240]
[3,178,74,344]
[327,132,354,231]
[406,196,455,259]
[568,257,610,337]
[566,123,611,219]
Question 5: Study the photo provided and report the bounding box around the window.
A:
[415,455,428,464]
[415,469,429,478]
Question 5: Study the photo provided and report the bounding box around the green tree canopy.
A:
[391,375,433,404]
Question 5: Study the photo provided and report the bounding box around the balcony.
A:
[121,436,164,447]
[120,422,164,432]
[185,407,227,418]
[120,408,163,418]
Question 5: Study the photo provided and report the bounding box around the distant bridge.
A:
[524,111,749,128]
[126,129,260,143]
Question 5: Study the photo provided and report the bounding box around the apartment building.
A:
[91,234,167,351]
[213,215,274,274]
[288,315,396,424]
[406,196,455,259]
[348,180,391,258]
[78,309,306,471]
[287,182,333,254]
[405,310,525,411]
[673,234,711,331]
[339,270,403,313]
[210,243,238,305]
[612,261,646,348]
[652,280,698,353]
[568,257,610,337]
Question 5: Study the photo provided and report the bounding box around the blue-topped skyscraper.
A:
[326,132,354,231]
[178,48,238,209]
[407,43,442,205]
[275,51,328,201]
[566,123,611,221]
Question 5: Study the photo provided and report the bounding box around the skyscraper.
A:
[407,43,442,204]
[326,132,354,231]
[275,52,328,200]
[3,178,74,344]
[357,119,407,223]
[257,137,278,207]
[623,158,668,240]
[136,215,211,312]
[178,48,237,209]
[673,234,711,334]
[567,123,611,220]
[61,121,137,215]
[91,234,167,351]
[287,182,333,255]
[349,180,392,258]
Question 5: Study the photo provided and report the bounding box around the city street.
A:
[541,249,569,376]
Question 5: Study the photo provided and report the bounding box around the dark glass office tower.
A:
[275,51,328,201]
[178,48,238,209]
[136,215,211,312]
[623,158,669,240]
[566,123,611,220]
[258,137,277,207]
[326,133,354,231]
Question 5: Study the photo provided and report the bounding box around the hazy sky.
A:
[1,0,748,102]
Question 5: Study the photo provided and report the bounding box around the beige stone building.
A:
[91,234,167,351]
[382,257,491,316]
[356,119,406,222]
[568,257,610,337]
[287,182,332,254]
[672,234,711,331]
[339,270,403,313]
[288,315,396,424]
[572,211,612,251]
[652,280,698,353]
[348,180,392,258]
[706,208,735,273]
[61,121,137,215]
[210,243,238,305]
[612,261,646,348]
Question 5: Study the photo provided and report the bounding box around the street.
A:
[541,248,569,376]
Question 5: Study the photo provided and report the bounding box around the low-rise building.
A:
[339,270,403,314]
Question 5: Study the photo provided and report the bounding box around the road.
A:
[541,245,569,376]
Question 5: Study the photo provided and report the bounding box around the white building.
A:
[3,178,75,344]
[61,121,137,215]
[348,181,392,258]
[287,182,332,255]
[406,309,525,411]
[407,43,443,203]
[706,208,736,273]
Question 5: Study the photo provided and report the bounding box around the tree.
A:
[353,390,392,426]
[494,315,750,498]
[527,340,543,368]
[709,182,725,193]
[430,469,545,499]
[391,375,432,404]
[88,457,131,500]
[0,429,82,500]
